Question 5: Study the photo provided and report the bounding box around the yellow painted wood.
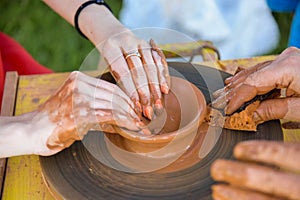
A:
[160,40,219,61]
[280,120,300,142]
[2,73,70,200]
[0,72,19,197]
[200,55,277,75]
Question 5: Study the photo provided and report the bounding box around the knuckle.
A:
[284,54,300,67]
[140,40,150,48]
[70,71,80,79]
[102,37,115,50]
[283,46,300,55]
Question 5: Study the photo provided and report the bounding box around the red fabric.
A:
[0,32,53,110]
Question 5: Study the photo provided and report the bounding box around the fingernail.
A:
[224,106,231,116]
[161,84,169,94]
[212,88,225,99]
[225,76,233,82]
[253,111,263,124]
[225,82,233,90]
[154,99,163,111]
[212,95,228,109]
[136,121,146,128]
[144,106,154,120]
[135,101,142,114]
[135,122,151,135]
[140,128,152,135]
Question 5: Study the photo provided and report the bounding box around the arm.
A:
[0,72,144,158]
[43,0,126,46]
[43,0,170,120]
[0,112,54,158]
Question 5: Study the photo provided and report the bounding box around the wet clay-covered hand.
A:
[211,140,300,200]
[0,71,144,158]
[99,31,170,120]
[213,47,300,124]
[40,71,146,154]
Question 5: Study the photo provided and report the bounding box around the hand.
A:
[213,47,300,124]
[31,71,144,156]
[211,140,300,200]
[99,30,170,120]
[43,1,170,120]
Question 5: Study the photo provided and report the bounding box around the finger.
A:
[225,70,296,116]
[46,124,83,150]
[225,84,258,115]
[90,123,150,135]
[89,109,141,131]
[211,159,300,200]
[150,39,170,94]
[72,88,140,128]
[284,97,300,120]
[212,184,283,200]
[82,95,142,130]
[92,123,118,134]
[251,98,289,123]
[211,90,230,110]
[72,94,142,131]
[76,71,137,108]
[75,79,136,111]
[46,135,76,151]
[277,46,300,60]
[48,120,94,149]
[214,61,273,110]
[123,48,153,120]
[225,60,273,87]
[239,57,299,94]
[138,43,163,113]
[72,84,143,130]
[234,140,300,173]
[107,48,142,115]
[86,97,139,121]
[212,87,227,100]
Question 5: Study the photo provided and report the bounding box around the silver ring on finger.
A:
[125,51,141,59]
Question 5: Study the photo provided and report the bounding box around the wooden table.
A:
[1,56,300,199]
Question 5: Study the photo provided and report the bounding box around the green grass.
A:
[269,12,294,54]
[0,1,292,72]
[0,0,123,72]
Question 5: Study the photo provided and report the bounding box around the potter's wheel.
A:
[40,63,283,200]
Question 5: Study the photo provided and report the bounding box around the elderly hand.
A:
[28,72,143,155]
[211,140,300,200]
[99,31,170,120]
[213,47,300,124]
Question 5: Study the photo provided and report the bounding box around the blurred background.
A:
[0,0,293,72]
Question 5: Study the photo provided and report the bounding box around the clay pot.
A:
[105,76,206,172]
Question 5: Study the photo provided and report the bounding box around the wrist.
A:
[27,111,57,156]
[0,112,35,158]
[77,3,128,46]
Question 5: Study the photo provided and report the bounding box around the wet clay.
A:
[105,122,212,173]
[105,76,207,173]
[141,90,181,135]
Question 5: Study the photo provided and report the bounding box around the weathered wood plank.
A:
[0,72,19,198]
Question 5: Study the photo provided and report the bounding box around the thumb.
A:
[254,98,300,123]
[254,98,288,123]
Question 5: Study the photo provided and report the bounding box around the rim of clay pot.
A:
[115,76,207,144]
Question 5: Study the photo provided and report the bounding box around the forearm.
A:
[0,113,33,158]
[43,0,128,46]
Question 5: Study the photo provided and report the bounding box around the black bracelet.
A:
[74,0,112,39]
